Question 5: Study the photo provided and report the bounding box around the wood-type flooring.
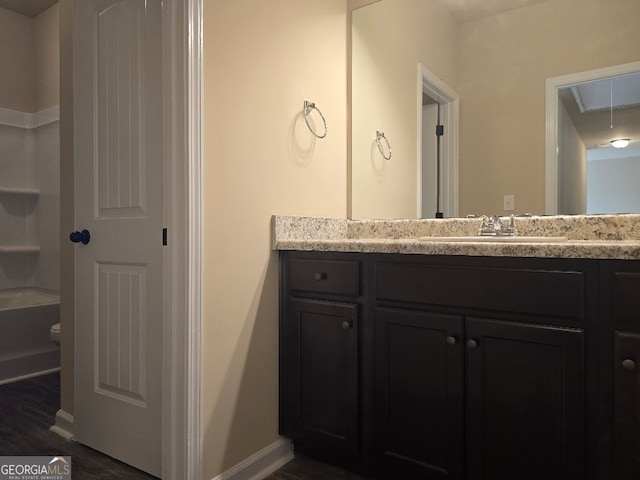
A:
[264,455,371,480]
[0,372,157,479]
[0,372,370,480]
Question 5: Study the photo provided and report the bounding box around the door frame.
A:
[416,63,459,218]
[70,0,203,478]
[161,0,203,478]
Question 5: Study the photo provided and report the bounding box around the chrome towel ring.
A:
[376,131,392,160]
[304,101,328,139]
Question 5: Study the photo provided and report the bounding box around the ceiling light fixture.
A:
[608,81,632,149]
[610,139,631,148]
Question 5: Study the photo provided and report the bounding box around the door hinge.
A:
[436,124,444,137]
[162,228,168,246]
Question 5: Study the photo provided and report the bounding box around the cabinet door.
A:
[286,298,358,454]
[466,317,584,480]
[614,331,640,480]
[374,308,464,479]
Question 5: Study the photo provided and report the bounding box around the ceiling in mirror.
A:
[0,0,57,18]
[440,0,549,23]
[570,74,640,112]
[559,73,640,150]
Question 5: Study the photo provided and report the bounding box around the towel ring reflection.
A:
[304,101,328,139]
[376,131,392,160]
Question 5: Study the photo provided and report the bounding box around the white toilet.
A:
[50,322,61,346]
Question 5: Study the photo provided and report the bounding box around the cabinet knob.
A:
[446,336,457,346]
[466,339,479,349]
[314,272,326,281]
[342,321,353,330]
[622,359,636,371]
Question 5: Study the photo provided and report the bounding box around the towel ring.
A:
[376,131,392,160]
[304,101,328,139]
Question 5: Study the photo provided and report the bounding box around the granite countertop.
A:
[272,215,640,260]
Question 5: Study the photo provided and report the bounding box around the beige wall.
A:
[202,0,347,477]
[0,7,35,111]
[0,4,58,112]
[0,4,59,112]
[34,4,60,111]
[351,0,458,219]
[458,0,640,216]
[557,101,586,214]
[588,154,640,213]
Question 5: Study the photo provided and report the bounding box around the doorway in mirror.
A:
[546,61,640,215]
[418,64,459,219]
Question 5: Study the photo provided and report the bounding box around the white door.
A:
[421,103,438,218]
[73,0,164,476]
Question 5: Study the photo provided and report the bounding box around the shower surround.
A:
[0,106,60,383]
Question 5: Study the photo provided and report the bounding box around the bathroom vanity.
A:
[275,215,640,480]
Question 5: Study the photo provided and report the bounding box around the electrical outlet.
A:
[504,195,515,211]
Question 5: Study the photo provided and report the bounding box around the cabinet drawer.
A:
[375,262,584,319]
[287,258,360,296]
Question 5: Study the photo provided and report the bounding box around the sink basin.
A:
[419,236,569,243]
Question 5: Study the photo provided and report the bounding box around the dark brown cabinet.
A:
[614,332,640,480]
[601,262,640,480]
[279,252,366,460]
[280,251,640,480]
[374,308,464,479]
[372,255,588,479]
[465,317,584,480]
[373,314,584,480]
[285,299,358,453]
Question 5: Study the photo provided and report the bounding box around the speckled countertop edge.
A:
[273,215,640,260]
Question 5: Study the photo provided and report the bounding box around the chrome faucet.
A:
[479,215,517,236]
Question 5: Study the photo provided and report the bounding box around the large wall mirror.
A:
[349,0,640,219]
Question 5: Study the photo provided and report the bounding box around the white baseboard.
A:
[211,438,293,480]
[49,409,74,441]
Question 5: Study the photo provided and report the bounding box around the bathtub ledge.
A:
[0,246,40,254]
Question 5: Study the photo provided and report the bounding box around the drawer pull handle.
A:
[622,359,636,371]
[342,321,353,330]
[446,336,457,346]
[314,272,326,281]
[466,339,479,349]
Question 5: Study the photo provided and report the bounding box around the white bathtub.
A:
[0,288,60,384]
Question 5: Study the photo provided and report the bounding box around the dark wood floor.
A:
[0,372,157,479]
[0,372,369,480]
[265,455,371,480]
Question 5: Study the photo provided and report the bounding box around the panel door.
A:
[466,317,584,480]
[73,0,164,476]
[374,307,464,480]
